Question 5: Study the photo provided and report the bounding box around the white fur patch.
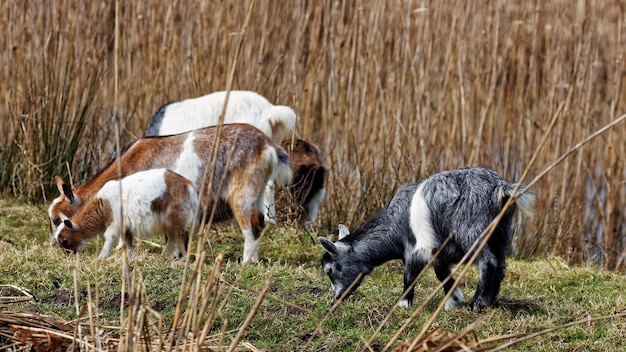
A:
[156,91,298,144]
[327,279,344,299]
[48,197,64,241]
[337,224,350,240]
[398,299,411,308]
[157,92,264,135]
[52,222,65,242]
[334,241,351,253]
[173,133,202,186]
[408,184,437,262]
[444,287,465,310]
[48,197,63,220]
[241,228,260,264]
[262,105,297,143]
[263,179,277,224]
[97,169,171,239]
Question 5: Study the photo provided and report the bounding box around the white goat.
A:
[144,90,297,144]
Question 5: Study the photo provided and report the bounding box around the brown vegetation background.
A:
[1,0,625,271]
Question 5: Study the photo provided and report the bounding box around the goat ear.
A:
[63,184,75,204]
[318,237,338,256]
[338,224,350,240]
[55,176,65,194]
[63,219,75,231]
[55,176,76,204]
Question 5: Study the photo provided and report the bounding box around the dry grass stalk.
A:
[392,326,485,352]
[0,285,33,305]
[489,311,626,352]
[302,272,365,349]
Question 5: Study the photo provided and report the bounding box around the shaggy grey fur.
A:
[144,102,172,136]
[319,167,534,312]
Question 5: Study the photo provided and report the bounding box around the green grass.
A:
[1,197,625,351]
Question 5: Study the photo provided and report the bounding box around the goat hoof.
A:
[398,299,412,308]
[469,305,482,313]
[468,299,490,313]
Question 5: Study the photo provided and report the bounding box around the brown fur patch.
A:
[152,168,195,215]
[191,124,275,233]
[281,139,323,167]
[52,195,74,220]
[150,197,166,214]
[277,139,327,223]
[160,170,196,257]
[56,198,113,252]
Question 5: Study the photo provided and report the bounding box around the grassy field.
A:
[1,0,626,350]
[1,198,625,351]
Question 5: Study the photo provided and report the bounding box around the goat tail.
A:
[273,147,293,188]
[500,183,535,218]
[263,105,297,143]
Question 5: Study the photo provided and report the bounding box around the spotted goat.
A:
[54,169,197,259]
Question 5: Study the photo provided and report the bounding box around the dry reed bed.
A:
[0,1,624,270]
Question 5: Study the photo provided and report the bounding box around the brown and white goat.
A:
[49,124,292,263]
[276,139,327,224]
[54,169,197,259]
[143,90,326,224]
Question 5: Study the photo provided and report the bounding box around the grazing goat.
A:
[144,90,297,144]
[276,138,327,224]
[54,169,197,259]
[318,167,534,312]
[143,90,323,224]
[49,124,292,264]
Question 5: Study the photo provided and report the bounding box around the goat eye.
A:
[52,218,62,226]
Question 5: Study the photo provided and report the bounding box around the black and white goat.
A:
[318,167,534,312]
